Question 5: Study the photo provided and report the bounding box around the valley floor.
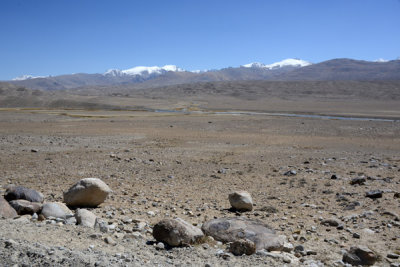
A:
[0,108,399,266]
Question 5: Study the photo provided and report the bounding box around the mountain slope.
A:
[7,58,400,91]
[277,58,400,80]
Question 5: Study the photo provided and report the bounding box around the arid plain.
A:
[0,87,400,266]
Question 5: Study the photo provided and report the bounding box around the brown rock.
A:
[153,218,204,247]
[0,196,17,219]
[343,246,378,266]
[229,239,256,256]
[9,200,42,215]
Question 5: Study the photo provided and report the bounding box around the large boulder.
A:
[63,178,112,207]
[4,186,44,203]
[202,217,285,251]
[343,246,377,266]
[153,218,204,247]
[75,209,97,228]
[41,202,73,219]
[0,196,17,219]
[9,200,42,215]
[229,191,253,211]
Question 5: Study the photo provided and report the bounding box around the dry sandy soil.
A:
[0,105,399,266]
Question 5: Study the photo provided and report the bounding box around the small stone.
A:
[365,190,383,199]
[228,239,256,256]
[31,213,38,220]
[5,239,17,248]
[105,236,116,246]
[156,242,165,250]
[353,233,360,239]
[283,242,294,252]
[321,218,340,227]
[294,245,304,252]
[124,232,143,239]
[90,233,103,239]
[284,170,297,176]
[387,253,399,259]
[147,211,156,217]
[331,174,338,180]
[350,177,366,185]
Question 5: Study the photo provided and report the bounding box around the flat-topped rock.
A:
[153,218,204,247]
[202,217,285,251]
[41,202,73,219]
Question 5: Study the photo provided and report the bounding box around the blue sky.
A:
[0,0,399,80]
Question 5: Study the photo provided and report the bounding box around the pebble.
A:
[387,253,400,259]
[105,237,117,246]
[156,242,165,250]
[284,170,297,176]
[352,232,360,238]
[5,239,17,248]
[365,190,383,199]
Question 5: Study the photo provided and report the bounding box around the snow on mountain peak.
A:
[374,58,388,63]
[12,74,47,81]
[242,62,266,68]
[242,58,311,69]
[104,65,184,77]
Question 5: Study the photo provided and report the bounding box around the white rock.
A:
[75,209,97,228]
[229,191,253,211]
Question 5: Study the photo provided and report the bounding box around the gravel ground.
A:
[0,110,399,266]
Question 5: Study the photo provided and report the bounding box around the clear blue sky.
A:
[1,0,399,80]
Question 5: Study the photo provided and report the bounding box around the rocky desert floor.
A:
[0,108,399,266]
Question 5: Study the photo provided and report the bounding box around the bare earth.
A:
[0,106,399,266]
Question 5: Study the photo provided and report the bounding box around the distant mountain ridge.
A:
[7,58,400,91]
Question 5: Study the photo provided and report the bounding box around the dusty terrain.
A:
[0,105,399,266]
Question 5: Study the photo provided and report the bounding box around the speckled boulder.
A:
[202,217,285,251]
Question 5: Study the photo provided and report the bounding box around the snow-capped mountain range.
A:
[104,65,185,77]
[12,74,48,81]
[8,58,400,91]
[241,58,311,69]
[13,58,311,80]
